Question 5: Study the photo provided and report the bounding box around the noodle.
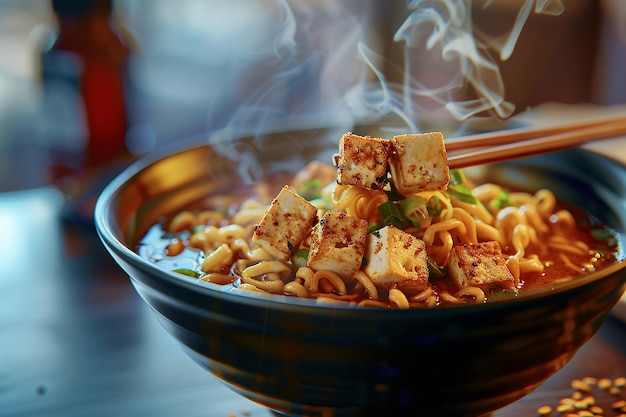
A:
[138,133,620,309]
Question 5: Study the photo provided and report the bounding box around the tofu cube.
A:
[364,225,429,287]
[252,186,318,261]
[337,133,392,190]
[447,241,515,292]
[389,132,449,194]
[307,211,368,279]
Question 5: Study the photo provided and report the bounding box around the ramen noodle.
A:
[137,132,621,308]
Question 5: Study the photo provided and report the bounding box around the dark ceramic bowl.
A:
[94,126,626,417]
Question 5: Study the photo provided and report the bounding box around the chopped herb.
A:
[446,184,479,205]
[296,178,322,201]
[287,241,295,251]
[449,169,467,185]
[291,248,309,268]
[489,188,510,211]
[428,196,442,216]
[367,222,383,234]
[400,195,429,227]
[378,200,412,230]
[192,224,206,233]
[591,228,617,246]
[488,285,518,301]
[172,268,200,278]
[427,256,446,279]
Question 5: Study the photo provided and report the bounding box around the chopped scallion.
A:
[446,185,479,205]
[427,256,446,279]
[296,178,322,201]
[428,196,442,216]
[591,228,616,245]
[291,248,309,268]
[378,200,412,230]
[400,195,429,227]
[172,268,200,278]
[367,222,383,234]
[449,169,467,185]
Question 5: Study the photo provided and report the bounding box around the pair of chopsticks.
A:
[446,114,626,169]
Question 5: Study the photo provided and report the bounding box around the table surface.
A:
[2,121,626,417]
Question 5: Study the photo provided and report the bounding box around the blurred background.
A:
[0,0,625,196]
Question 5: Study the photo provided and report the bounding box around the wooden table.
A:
[1,186,625,417]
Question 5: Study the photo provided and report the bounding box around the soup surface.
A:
[137,133,622,308]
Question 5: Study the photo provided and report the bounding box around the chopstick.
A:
[447,114,626,169]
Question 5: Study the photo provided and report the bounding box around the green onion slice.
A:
[172,268,201,278]
[427,256,446,279]
[291,248,309,268]
[378,200,412,230]
[428,196,442,216]
[400,195,429,227]
[449,169,467,185]
[296,178,322,201]
[367,222,383,234]
[447,184,479,205]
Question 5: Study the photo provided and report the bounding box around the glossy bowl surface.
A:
[95,127,626,417]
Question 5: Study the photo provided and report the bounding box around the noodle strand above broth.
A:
[137,132,621,308]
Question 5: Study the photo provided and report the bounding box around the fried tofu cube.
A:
[364,225,429,287]
[447,241,515,291]
[389,132,449,194]
[307,211,368,279]
[252,186,318,261]
[337,132,392,190]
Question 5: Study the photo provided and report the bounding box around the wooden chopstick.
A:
[447,115,626,169]
[445,114,626,152]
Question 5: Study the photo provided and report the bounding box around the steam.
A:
[195,0,566,181]
[346,0,565,132]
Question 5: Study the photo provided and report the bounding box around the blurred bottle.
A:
[45,0,129,178]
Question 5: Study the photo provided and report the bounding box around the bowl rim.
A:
[94,132,626,314]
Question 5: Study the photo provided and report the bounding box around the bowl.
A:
[94,126,626,417]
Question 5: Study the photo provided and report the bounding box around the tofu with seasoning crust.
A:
[252,186,318,261]
[389,132,449,194]
[364,225,429,287]
[447,241,515,291]
[307,211,368,280]
[337,133,392,190]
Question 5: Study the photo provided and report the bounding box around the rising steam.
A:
[346,0,565,132]
[203,0,565,182]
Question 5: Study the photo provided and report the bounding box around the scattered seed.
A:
[557,404,575,413]
[590,405,604,415]
[611,386,621,395]
[583,377,599,387]
[612,400,626,410]
[572,379,594,393]
[616,377,626,388]
[537,405,552,415]
[598,378,613,390]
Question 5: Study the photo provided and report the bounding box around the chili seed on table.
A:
[537,376,625,416]
[536,404,550,414]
